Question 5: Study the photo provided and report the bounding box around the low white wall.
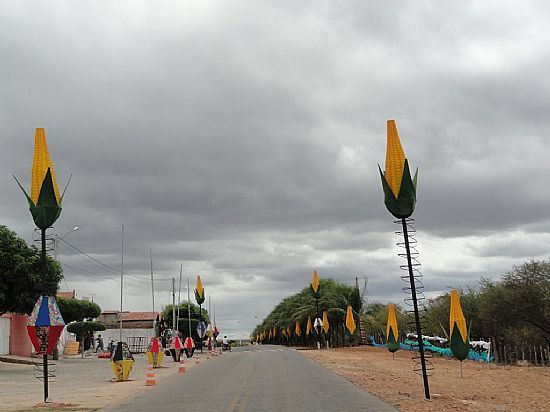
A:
[0,318,10,355]
[103,327,155,342]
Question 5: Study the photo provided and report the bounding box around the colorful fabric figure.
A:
[14,128,68,230]
[110,341,135,381]
[27,295,65,355]
[386,304,400,353]
[146,337,164,368]
[378,120,418,219]
[449,289,469,361]
[345,306,356,335]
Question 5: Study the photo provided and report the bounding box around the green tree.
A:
[57,297,101,323]
[363,302,409,343]
[67,321,106,356]
[0,225,62,315]
[162,303,210,340]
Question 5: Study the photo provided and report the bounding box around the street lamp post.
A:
[54,226,79,262]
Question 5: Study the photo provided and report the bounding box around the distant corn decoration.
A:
[295,321,301,337]
[306,317,312,336]
[449,289,470,368]
[379,120,430,400]
[195,275,206,353]
[386,304,400,353]
[322,310,330,334]
[345,306,356,335]
[195,275,205,305]
[310,270,320,299]
[14,128,69,230]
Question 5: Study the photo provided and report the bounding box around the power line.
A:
[58,237,174,283]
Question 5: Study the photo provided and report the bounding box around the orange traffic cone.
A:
[146,365,156,386]
[179,357,186,373]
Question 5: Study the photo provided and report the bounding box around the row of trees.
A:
[252,279,361,347]
[363,259,550,364]
[255,259,550,365]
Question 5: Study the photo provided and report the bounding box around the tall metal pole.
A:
[172,278,176,331]
[177,264,182,333]
[41,228,48,403]
[187,278,192,339]
[119,224,124,343]
[402,218,430,400]
[150,249,155,332]
[199,304,202,353]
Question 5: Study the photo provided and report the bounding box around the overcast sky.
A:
[2,1,550,338]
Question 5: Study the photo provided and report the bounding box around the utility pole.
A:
[172,277,176,331]
[177,264,182,332]
[150,249,155,331]
[119,224,124,343]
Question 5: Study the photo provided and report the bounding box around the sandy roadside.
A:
[300,345,549,412]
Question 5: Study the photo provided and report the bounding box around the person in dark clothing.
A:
[95,334,105,353]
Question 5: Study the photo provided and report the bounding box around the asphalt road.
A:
[102,345,397,412]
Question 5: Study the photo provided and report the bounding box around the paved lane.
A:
[103,345,397,412]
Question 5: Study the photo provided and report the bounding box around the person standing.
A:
[95,334,105,353]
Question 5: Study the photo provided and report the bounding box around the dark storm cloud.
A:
[2,1,550,336]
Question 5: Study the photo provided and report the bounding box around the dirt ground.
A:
[300,346,550,412]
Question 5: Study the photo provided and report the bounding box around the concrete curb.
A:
[0,355,35,365]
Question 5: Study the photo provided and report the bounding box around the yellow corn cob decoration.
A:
[386,304,400,353]
[379,120,418,219]
[385,120,406,198]
[295,321,301,337]
[196,275,204,297]
[449,289,469,361]
[450,290,467,342]
[345,306,356,334]
[311,270,320,294]
[31,128,60,204]
[322,310,330,334]
[15,127,67,230]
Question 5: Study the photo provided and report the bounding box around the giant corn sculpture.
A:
[14,128,69,402]
[379,120,430,399]
[449,290,470,365]
[386,304,400,353]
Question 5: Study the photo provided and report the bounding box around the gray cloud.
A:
[2,1,550,336]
